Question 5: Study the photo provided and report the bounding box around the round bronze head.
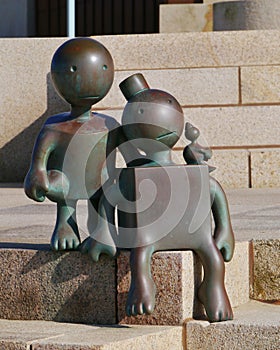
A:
[51,37,114,107]
[120,74,184,150]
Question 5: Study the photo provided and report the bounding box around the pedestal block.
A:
[0,248,116,324]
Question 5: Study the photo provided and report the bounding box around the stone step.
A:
[0,187,279,326]
[0,242,249,326]
[1,239,278,326]
[0,320,183,350]
[185,301,280,350]
[250,239,280,302]
[0,248,117,325]
[2,30,280,186]
[0,301,278,350]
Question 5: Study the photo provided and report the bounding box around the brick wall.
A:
[1,31,280,188]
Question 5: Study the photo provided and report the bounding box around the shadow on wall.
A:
[0,73,69,183]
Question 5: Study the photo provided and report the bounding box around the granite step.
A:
[0,187,279,326]
[0,242,249,326]
[0,301,278,350]
[0,320,183,350]
[0,239,278,326]
[185,301,280,350]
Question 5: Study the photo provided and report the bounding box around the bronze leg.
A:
[210,177,235,262]
[126,245,156,316]
[196,237,233,322]
[80,193,117,261]
[51,199,80,250]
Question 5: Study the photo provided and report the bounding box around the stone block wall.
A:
[1,30,280,188]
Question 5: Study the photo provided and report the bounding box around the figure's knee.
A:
[198,242,225,273]
[45,170,70,202]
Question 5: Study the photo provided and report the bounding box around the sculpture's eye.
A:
[70,65,77,72]
[138,108,144,115]
[103,64,108,70]
[168,99,172,104]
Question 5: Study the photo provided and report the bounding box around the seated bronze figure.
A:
[81,73,235,322]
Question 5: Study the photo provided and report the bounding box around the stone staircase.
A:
[0,303,279,349]
[0,186,279,349]
[3,29,280,190]
[1,5,280,348]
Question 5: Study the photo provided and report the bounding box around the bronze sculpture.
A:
[183,121,234,263]
[184,122,216,173]
[24,36,235,322]
[81,73,235,322]
[24,37,124,251]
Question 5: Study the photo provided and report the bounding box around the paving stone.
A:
[1,186,280,244]
[0,302,279,350]
[185,301,280,350]
[250,239,280,301]
[33,326,183,350]
[0,319,183,350]
[0,190,88,244]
